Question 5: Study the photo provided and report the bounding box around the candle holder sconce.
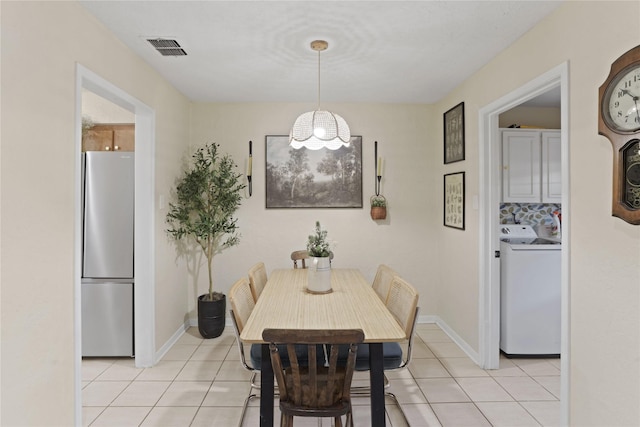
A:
[371,141,387,220]
[375,140,383,196]
[247,140,253,197]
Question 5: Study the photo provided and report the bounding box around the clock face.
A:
[604,64,640,132]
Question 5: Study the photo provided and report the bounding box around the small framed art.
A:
[444,171,465,230]
[444,101,465,164]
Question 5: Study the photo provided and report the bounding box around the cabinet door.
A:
[502,130,541,202]
[113,125,135,151]
[542,131,561,202]
[82,124,135,151]
[82,129,114,152]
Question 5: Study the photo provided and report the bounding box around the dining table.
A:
[240,268,406,427]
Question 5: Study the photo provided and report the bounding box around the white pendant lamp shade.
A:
[289,40,351,150]
[289,110,351,150]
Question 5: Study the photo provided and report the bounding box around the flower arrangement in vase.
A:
[306,221,333,294]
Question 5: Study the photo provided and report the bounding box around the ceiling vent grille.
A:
[147,38,187,56]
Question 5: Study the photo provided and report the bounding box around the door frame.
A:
[478,62,570,424]
[74,64,156,425]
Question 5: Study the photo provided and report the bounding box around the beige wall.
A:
[1,2,190,425]
[434,1,640,425]
[185,102,440,316]
[2,1,639,425]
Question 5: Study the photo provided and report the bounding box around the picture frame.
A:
[265,135,363,209]
[444,171,465,230]
[444,101,465,164]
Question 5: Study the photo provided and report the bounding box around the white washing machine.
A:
[499,224,561,357]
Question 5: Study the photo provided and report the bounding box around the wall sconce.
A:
[375,140,383,196]
[247,140,253,197]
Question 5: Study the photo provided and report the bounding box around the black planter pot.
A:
[198,293,226,339]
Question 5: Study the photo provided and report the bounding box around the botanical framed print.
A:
[444,171,465,230]
[265,135,362,208]
[444,101,465,164]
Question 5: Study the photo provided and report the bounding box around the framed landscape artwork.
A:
[444,171,465,230]
[265,135,363,208]
[444,101,465,164]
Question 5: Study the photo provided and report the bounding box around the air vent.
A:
[147,38,187,56]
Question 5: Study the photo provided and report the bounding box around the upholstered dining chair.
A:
[228,277,260,426]
[371,264,399,303]
[263,328,364,427]
[229,276,320,426]
[351,276,419,425]
[248,261,268,302]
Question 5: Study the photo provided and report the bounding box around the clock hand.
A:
[620,88,639,100]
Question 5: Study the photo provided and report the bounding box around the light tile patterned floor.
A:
[82,324,560,426]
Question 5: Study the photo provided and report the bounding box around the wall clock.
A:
[598,44,640,225]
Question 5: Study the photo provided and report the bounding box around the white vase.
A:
[307,256,332,294]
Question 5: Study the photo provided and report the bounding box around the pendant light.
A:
[289,40,351,150]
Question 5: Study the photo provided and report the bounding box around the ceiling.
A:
[80,1,563,106]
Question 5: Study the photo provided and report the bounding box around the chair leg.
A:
[238,392,257,427]
[385,391,410,427]
[335,416,343,427]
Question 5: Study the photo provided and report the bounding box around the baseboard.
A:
[418,314,481,366]
[155,320,191,363]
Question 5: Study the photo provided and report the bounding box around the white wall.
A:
[433,2,640,425]
[1,2,190,424]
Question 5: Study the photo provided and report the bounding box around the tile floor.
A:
[82,323,560,426]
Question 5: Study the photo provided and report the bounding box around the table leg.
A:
[260,343,274,427]
[369,342,386,427]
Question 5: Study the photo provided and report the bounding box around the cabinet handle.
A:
[105,146,110,151]
[114,145,120,151]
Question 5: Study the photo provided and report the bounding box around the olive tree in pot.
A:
[166,142,245,338]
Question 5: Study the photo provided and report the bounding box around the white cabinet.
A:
[541,132,561,202]
[502,129,561,203]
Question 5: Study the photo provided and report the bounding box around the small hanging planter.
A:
[370,195,387,220]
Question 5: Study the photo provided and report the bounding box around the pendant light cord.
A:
[317,48,321,110]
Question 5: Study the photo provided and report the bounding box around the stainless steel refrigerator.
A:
[81,152,134,357]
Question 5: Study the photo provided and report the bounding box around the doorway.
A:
[478,62,569,424]
[74,64,156,425]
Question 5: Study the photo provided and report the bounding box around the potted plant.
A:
[370,195,387,220]
[166,142,245,338]
[306,221,333,294]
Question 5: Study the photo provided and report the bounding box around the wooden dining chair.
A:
[371,264,399,303]
[291,250,309,269]
[248,261,268,302]
[263,328,364,427]
[291,250,334,269]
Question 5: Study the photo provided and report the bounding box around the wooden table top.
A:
[240,268,406,344]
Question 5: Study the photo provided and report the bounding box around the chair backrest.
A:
[291,250,309,269]
[263,328,364,412]
[386,276,419,339]
[291,250,334,269]
[248,262,268,302]
[228,276,255,332]
[371,264,398,303]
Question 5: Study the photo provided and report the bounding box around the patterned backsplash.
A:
[500,203,561,226]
